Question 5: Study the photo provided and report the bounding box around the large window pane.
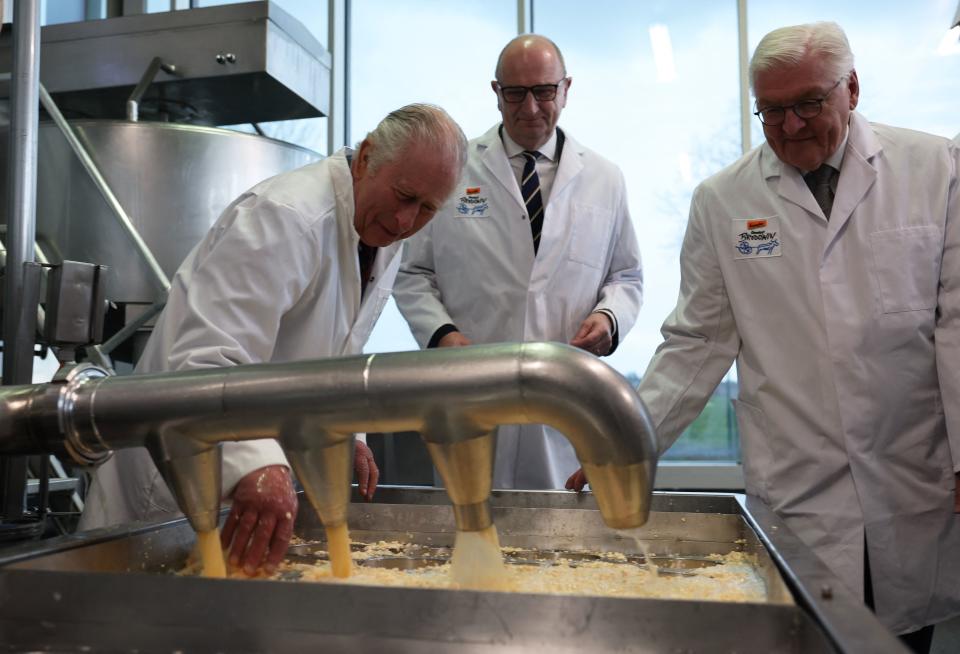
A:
[748,2,960,141]
[351,0,516,354]
[536,1,743,461]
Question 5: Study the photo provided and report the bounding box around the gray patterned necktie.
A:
[805,164,836,220]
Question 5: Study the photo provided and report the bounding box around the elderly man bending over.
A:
[80,104,468,576]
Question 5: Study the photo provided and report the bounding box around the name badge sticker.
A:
[455,186,489,217]
[732,216,782,259]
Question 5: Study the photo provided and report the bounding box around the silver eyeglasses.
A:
[753,76,846,126]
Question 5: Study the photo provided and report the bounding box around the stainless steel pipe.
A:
[0,0,41,521]
[0,343,658,533]
[2,0,41,385]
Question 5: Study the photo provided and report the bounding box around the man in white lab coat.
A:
[80,104,467,576]
[570,22,960,652]
[394,35,643,490]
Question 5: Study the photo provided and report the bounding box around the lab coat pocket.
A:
[732,399,772,503]
[568,204,614,269]
[869,225,942,313]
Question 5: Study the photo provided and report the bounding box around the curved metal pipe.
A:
[126,57,178,123]
[0,343,659,531]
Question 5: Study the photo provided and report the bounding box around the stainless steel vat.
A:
[0,488,907,653]
[0,119,320,304]
[0,1,331,125]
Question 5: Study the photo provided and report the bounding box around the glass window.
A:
[748,2,960,141]
[42,0,85,24]
[535,1,743,461]
[350,0,516,354]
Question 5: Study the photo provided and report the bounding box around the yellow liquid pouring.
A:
[620,527,658,577]
[450,524,507,590]
[197,528,226,578]
[326,523,353,578]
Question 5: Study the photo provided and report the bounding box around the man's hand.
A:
[438,331,472,347]
[569,313,613,356]
[355,440,379,501]
[565,467,588,492]
[221,464,298,576]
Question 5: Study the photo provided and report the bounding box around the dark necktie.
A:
[805,164,836,220]
[358,242,377,296]
[521,150,545,254]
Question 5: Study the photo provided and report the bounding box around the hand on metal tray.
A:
[565,467,588,492]
[355,439,379,502]
[221,464,298,576]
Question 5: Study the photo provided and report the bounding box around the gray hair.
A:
[495,34,567,81]
[362,103,468,175]
[749,21,854,91]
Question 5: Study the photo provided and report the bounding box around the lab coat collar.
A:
[477,123,585,209]
[550,128,584,202]
[330,147,402,304]
[761,111,880,228]
[477,124,526,212]
[501,126,559,161]
[822,111,879,243]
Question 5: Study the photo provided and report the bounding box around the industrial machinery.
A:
[0,343,658,536]
[0,1,327,366]
[0,1,325,528]
[0,341,909,652]
[0,488,909,653]
[0,4,913,653]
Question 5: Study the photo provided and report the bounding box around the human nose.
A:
[780,107,807,134]
[518,89,540,115]
[395,203,419,232]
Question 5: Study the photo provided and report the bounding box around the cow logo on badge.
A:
[456,186,489,216]
[732,216,782,259]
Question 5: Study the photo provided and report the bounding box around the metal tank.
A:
[0,119,320,305]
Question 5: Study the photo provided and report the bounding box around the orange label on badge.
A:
[747,219,767,230]
[465,187,481,195]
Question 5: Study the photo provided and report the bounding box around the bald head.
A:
[492,34,570,151]
[495,35,567,81]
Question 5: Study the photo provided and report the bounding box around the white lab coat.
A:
[80,149,400,529]
[394,125,643,489]
[639,111,960,634]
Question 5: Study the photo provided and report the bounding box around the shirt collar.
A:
[501,126,559,161]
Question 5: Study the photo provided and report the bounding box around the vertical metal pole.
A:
[328,0,347,154]
[737,0,751,155]
[517,0,532,35]
[1,0,41,520]
[342,0,351,149]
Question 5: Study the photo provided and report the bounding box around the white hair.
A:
[749,21,854,90]
[361,103,468,175]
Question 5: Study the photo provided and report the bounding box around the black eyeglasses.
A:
[496,78,568,103]
[753,76,846,126]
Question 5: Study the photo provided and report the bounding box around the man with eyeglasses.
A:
[394,34,642,490]
[569,21,960,653]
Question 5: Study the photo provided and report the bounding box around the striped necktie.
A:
[521,150,545,254]
[805,164,836,220]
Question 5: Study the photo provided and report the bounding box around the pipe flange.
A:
[54,363,113,466]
